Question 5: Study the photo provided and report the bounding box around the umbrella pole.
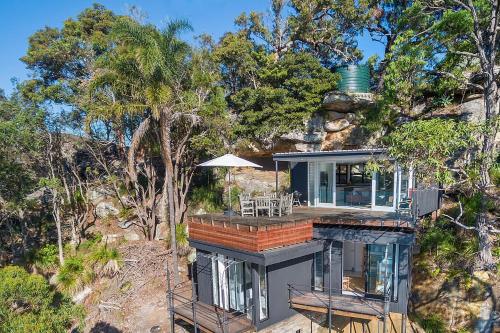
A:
[228,168,232,221]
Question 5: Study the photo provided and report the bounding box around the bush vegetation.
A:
[0,266,83,333]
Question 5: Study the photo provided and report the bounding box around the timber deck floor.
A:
[192,206,414,229]
[173,300,253,333]
[289,290,385,319]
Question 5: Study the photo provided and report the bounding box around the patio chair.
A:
[292,191,302,206]
[271,196,283,217]
[397,198,412,217]
[239,194,255,217]
[254,196,271,217]
[281,194,293,216]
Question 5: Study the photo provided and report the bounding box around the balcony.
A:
[288,284,385,320]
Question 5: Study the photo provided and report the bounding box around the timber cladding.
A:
[188,217,314,252]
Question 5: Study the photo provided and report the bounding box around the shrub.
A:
[166,223,191,256]
[57,257,87,294]
[190,184,224,213]
[0,266,83,333]
[88,245,122,277]
[32,244,59,271]
[418,314,447,333]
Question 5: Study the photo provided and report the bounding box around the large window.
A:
[366,244,398,301]
[375,171,395,207]
[313,251,324,291]
[258,265,268,320]
[336,163,372,208]
[211,254,253,315]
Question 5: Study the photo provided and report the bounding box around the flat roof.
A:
[272,148,388,162]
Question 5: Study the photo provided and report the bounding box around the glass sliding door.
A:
[318,162,334,205]
[228,261,245,312]
[258,265,268,320]
[336,163,372,208]
[374,170,396,209]
[313,251,324,291]
[366,244,394,297]
[244,263,253,319]
[211,254,253,316]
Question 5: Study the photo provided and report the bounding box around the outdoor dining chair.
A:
[254,196,271,217]
[239,194,254,217]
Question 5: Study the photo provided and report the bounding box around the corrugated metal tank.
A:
[335,64,370,93]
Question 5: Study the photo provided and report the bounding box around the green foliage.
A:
[0,266,83,333]
[230,52,338,144]
[419,216,479,274]
[490,163,500,186]
[32,244,59,271]
[21,4,117,107]
[416,313,447,333]
[57,257,87,294]
[0,91,46,205]
[175,224,189,249]
[386,119,477,185]
[57,233,122,293]
[189,184,224,213]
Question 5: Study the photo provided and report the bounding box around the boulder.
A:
[118,220,135,229]
[459,96,485,123]
[124,231,141,241]
[72,286,92,304]
[95,201,119,218]
[324,119,351,132]
[154,222,168,240]
[280,131,326,143]
[323,91,375,112]
[294,143,321,152]
[89,187,112,204]
[325,111,355,122]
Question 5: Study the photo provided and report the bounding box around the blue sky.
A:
[0,0,383,96]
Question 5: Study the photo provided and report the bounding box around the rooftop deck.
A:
[188,207,414,252]
[288,285,385,320]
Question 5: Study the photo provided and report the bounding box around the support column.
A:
[275,160,279,193]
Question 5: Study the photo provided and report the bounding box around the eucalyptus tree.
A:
[20,4,127,154]
[386,0,499,270]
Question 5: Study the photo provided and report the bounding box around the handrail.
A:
[287,282,392,317]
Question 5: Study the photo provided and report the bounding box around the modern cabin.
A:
[175,149,441,333]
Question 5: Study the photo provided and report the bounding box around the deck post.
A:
[328,241,332,333]
[190,262,198,333]
[275,160,279,193]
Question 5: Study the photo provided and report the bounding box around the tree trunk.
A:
[159,111,180,284]
[476,73,498,270]
[53,193,64,265]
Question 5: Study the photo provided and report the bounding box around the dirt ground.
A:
[83,240,191,333]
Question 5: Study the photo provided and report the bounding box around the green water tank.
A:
[335,64,371,93]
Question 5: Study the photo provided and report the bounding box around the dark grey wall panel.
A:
[290,162,308,204]
[195,250,213,304]
[189,239,324,266]
[314,227,415,245]
[389,245,410,314]
[256,255,314,330]
[413,188,441,216]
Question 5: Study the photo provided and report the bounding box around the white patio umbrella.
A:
[198,153,262,216]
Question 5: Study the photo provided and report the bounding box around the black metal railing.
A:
[287,283,388,317]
